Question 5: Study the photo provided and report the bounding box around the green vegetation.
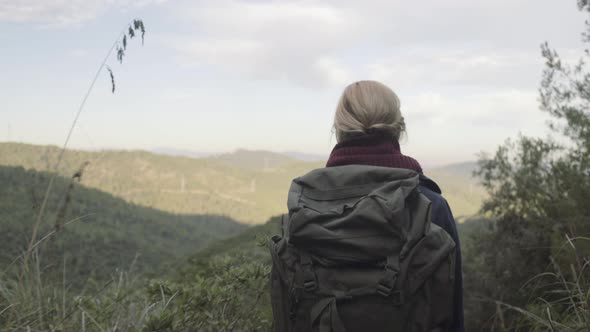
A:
[186,216,280,264]
[0,143,317,224]
[0,212,276,331]
[0,165,245,287]
[460,2,590,329]
[0,143,483,225]
[0,164,251,331]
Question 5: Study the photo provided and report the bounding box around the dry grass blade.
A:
[78,306,106,332]
[4,214,92,275]
[498,300,572,330]
[0,303,17,317]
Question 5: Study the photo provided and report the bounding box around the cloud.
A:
[0,0,166,26]
[400,88,551,165]
[171,0,360,87]
[313,57,352,87]
[176,39,266,69]
[367,47,547,92]
[404,90,542,128]
[168,0,585,89]
[68,48,89,57]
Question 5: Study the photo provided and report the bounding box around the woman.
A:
[326,80,464,331]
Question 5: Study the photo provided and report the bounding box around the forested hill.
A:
[0,142,322,224]
[0,165,246,287]
[0,142,484,224]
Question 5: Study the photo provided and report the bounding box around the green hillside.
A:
[0,142,483,224]
[0,165,246,287]
[0,142,323,224]
[188,216,281,264]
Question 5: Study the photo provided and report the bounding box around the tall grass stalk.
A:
[497,235,590,331]
[24,19,146,267]
[25,33,120,266]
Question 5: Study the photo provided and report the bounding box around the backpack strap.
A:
[310,294,347,332]
[377,254,401,302]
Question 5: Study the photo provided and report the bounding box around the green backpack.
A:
[269,165,456,332]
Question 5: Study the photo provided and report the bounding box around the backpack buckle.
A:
[377,266,397,297]
[376,283,393,297]
[376,285,404,305]
[303,278,317,292]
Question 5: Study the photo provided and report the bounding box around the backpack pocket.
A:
[288,193,406,263]
[403,223,456,330]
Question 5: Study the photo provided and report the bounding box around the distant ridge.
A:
[210,149,298,169]
[427,161,485,222]
[152,146,328,163]
[427,161,478,179]
[281,151,327,162]
[0,142,484,224]
[0,142,321,224]
[151,147,215,159]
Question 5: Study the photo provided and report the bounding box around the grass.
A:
[0,247,272,331]
[494,235,590,331]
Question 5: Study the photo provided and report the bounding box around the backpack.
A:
[269,165,456,332]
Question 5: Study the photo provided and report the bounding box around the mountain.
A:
[151,147,214,159]
[210,148,298,169]
[0,142,323,224]
[426,161,485,221]
[429,161,479,178]
[151,148,328,163]
[0,142,484,224]
[0,165,246,287]
[281,151,328,161]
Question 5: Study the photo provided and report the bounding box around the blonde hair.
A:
[332,80,405,143]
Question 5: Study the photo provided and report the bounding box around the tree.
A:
[468,1,590,330]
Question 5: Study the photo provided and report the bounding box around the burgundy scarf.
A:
[326,133,423,174]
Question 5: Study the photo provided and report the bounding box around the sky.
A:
[0,0,587,167]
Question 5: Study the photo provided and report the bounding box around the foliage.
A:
[143,257,271,332]
[466,1,590,329]
[509,237,590,331]
[0,165,246,287]
[0,222,277,332]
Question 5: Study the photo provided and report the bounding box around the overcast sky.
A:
[0,0,587,166]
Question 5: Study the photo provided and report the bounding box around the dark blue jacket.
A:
[419,175,464,332]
